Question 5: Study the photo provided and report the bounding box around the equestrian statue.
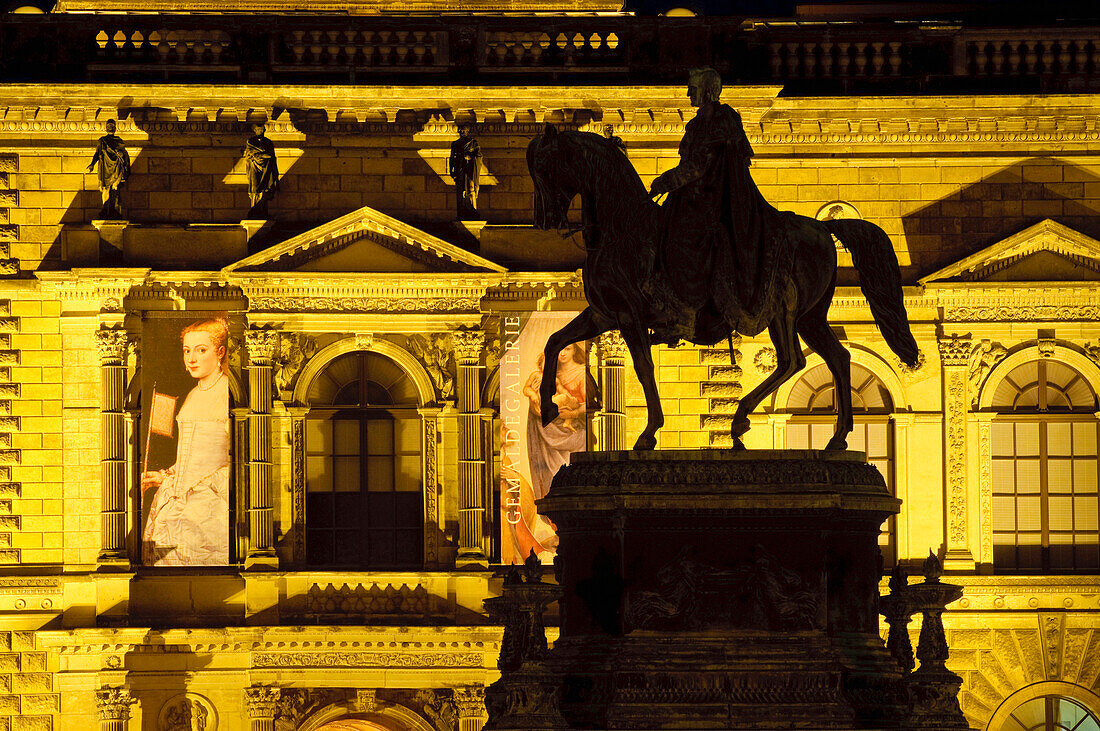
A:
[528,68,921,451]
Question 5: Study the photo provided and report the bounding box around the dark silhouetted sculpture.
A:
[243,122,279,218]
[86,119,130,220]
[448,124,482,220]
[527,69,920,451]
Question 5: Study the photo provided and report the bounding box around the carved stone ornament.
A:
[1038,337,1056,359]
[244,684,281,719]
[272,332,318,396]
[599,331,628,361]
[404,333,456,400]
[753,346,777,374]
[967,339,1007,402]
[624,543,819,632]
[356,689,377,713]
[95,686,136,722]
[245,329,280,364]
[415,688,458,731]
[95,328,129,365]
[938,335,973,367]
[159,692,216,731]
[452,328,485,364]
[275,688,348,730]
[453,685,486,719]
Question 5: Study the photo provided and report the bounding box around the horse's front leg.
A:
[539,307,609,427]
[621,323,662,450]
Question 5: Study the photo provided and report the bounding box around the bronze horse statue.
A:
[527,125,920,451]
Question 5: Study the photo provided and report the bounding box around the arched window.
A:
[995,695,1100,731]
[785,362,896,565]
[991,360,1099,572]
[305,351,422,569]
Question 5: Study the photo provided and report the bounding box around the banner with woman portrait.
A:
[140,313,233,566]
[499,311,596,565]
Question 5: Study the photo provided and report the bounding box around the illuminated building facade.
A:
[0,1,1099,729]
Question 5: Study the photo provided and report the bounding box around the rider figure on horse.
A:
[648,67,779,344]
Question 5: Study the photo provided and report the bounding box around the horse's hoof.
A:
[541,403,560,427]
[825,438,848,451]
[731,418,751,439]
[632,435,657,451]
[730,437,746,452]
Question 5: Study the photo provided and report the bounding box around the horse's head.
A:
[527,125,576,230]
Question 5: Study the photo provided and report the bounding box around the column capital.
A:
[937,334,972,367]
[95,686,135,721]
[599,331,627,361]
[95,328,130,366]
[245,329,280,365]
[453,685,486,718]
[244,684,281,719]
[453,328,485,364]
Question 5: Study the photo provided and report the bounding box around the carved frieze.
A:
[248,296,479,313]
[947,305,1100,321]
[254,651,484,668]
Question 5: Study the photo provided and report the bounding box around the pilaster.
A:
[454,328,487,563]
[245,328,279,568]
[95,686,135,731]
[597,331,627,452]
[938,334,975,570]
[96,328,130,568]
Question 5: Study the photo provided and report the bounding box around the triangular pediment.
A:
[224,206,506,274]
[920,219,1100,285]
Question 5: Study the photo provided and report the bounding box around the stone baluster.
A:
[244,685,281,731]
[454,328,487,562]
[454,685,488,731]
[837,42,852,76]
[871,42,885,75]
[769,43,783,77]
[878,564,915,675]
[854,42,868,75]
[245,329,279,566]
[97,329,130,566]
[597,332,627,452]
[906,552,968,729]
[95,687,136,731]
[938,334,974,570]
[820,41,834,76]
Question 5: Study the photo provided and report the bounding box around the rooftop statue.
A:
[86,118,130,220]
[527,68,920,451]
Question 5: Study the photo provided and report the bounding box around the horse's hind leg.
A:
[730,311,805,450]
[621,323,662,450]
[796,305,852,451]
[539,307,609,427]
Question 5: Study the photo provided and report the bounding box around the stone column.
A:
[244,685,280,731]
[938,334,975,570]
[95,687,135,731]
[454,328,487,562]
[245,329,279,567]
[96,329,130,566]
[597,331,627,452]
[454,685,487,731]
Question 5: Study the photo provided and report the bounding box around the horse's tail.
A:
[823,219,921,368]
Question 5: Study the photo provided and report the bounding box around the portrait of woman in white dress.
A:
[140,317,231,566]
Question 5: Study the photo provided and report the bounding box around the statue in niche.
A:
[448,123,482,220]
[86,119,130,220]
[243,122,279,218]
[527,67,920,450]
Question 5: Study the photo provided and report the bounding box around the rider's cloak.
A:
[656,101,782,340]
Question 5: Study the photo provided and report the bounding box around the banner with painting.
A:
[140,313,233,566]
[499,311,597,565]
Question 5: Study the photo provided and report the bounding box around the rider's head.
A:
[687,67,722,106]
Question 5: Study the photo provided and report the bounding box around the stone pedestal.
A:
[535,449,907,730]
[91,219,128,265]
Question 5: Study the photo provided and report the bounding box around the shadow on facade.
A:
[900,157,1100,280]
